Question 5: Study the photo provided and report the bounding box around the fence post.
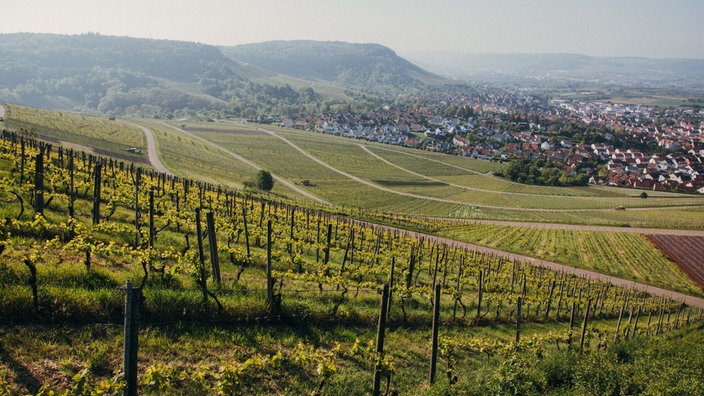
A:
[373,284,390,396]
[429,284,441,384]
[34,151,44,214]
[324,223,332,265]
[516,296,522,344]
[387,257,395,320]
[92,162,101,224]
[476,270,483,324]
[266,220,274,308]
[134,168,141,247]
[195,208,208,310]
[206,211,221,287]
[568,301,576,348]
[614,305,624,342]
[122,280,140,396]
[453,256,463,321]
[148,188,155,247]
[68,151,75,217]
[241,204,251,259]
[580,299,591,352]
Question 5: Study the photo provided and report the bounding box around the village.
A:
[276,89,704,194]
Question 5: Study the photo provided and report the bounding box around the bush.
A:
[256,170,274,191]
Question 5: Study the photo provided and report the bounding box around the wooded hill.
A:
[223,40,446,91]
[0,33,448,118]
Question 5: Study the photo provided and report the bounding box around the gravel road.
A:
[122,121,173,177]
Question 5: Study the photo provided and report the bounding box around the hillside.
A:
[0,33,444,118]
[0,130,702,394]
[0,33,244,115]
[223,40,448,92]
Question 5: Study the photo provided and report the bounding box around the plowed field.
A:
[646,234,704,288]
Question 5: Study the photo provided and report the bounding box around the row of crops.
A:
[1,130,702,394]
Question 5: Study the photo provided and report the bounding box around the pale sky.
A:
[2,0,702,58]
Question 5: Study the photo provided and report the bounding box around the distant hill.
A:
[0,33,445,117]
[222,40,447,93]
[404,51,704,86]
[0,33,243,114]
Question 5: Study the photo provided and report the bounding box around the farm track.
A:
[123,121,173,177]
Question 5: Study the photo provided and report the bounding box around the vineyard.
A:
[1,130,703,395]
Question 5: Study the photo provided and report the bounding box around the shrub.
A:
[256,170,274,191]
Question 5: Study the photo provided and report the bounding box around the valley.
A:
[1,33,703,395]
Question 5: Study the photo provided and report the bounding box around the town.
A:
[274,88,704,194]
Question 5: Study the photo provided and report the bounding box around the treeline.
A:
[496,158,590,187]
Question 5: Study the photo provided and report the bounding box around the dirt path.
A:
[156,122,332,206]
[122,121,174,177]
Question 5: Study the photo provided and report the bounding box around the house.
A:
[453,135,470,148]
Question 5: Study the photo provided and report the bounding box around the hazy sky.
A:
[3,0,702,58]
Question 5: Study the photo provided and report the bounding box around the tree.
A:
[256,170,274,191]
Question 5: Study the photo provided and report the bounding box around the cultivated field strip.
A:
[646,235,704,288]
[5,104,147,163]
[439,221,703,296]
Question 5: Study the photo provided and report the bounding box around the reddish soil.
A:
[646,234,704,288]
[184,127,267,135]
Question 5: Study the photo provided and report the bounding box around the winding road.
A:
[123,121,174,177]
